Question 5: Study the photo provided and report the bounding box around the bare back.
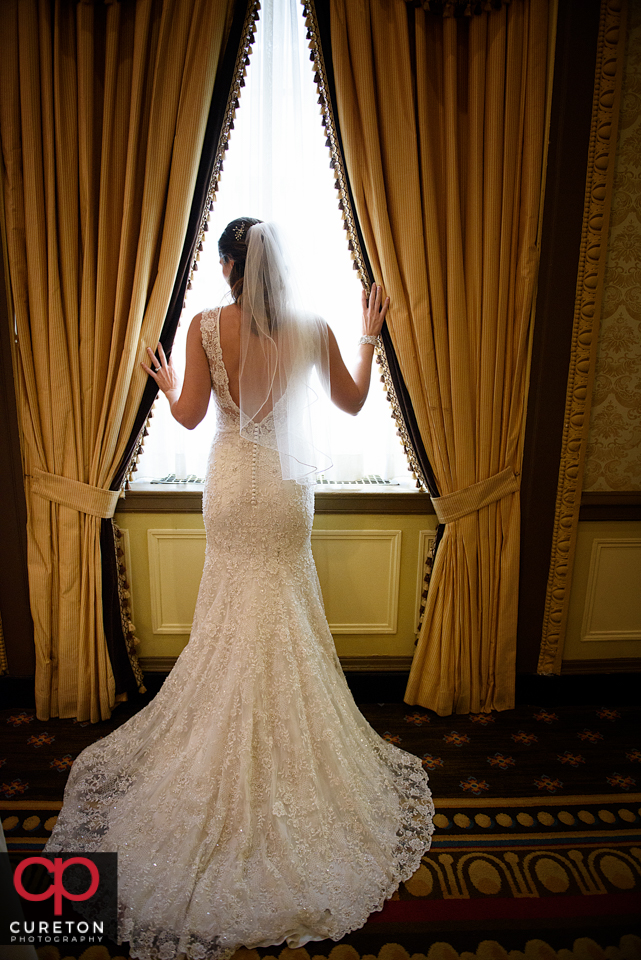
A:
[218,301,281,422]
[218,303,243,407]
[180,298,366,430]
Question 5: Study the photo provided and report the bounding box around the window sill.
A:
[115,483,434,515]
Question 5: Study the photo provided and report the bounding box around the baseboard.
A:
[561,657,641,674]
[339,656,413,672]
[138,657,179,672]
[140,655,641,678]
[134,663,411,705]
[138,655,415,673]
[2,666,639,710]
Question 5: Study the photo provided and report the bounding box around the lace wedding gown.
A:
[45,307,434,960]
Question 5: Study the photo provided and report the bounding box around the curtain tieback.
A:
[430,466,520,525]
[31,468,120,519]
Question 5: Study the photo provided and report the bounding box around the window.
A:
[135,0,411,487]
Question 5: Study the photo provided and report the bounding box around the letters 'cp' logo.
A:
[14,856,100,916]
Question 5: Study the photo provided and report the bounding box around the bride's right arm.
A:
[141,313,211,429]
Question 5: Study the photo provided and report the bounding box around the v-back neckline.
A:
[213,306,242,415]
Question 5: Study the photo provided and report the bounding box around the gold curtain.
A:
[0,0,234,722]
[329,0,548,713]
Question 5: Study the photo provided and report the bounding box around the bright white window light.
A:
[135,0,410,486]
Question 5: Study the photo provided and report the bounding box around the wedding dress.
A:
[45,305,434,960]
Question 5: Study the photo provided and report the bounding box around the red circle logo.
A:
[14,856,100,916]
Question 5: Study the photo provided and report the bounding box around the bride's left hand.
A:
[361,284,390,340]
[141,343,180,397]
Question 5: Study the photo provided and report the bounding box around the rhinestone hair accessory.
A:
[233,221,249,242]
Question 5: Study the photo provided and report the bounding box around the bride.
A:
[45,219,434,960]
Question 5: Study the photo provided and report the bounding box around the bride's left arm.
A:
[141,313,211,429]
[327,284,389,416]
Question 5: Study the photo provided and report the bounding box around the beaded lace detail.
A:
[200,307,239,421]
[45,305,434,959]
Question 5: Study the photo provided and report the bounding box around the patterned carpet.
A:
[1,694,640,960]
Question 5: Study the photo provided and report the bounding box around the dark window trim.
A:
[516,0,602,673]
[579,492,641,521]
[0,218,34,677]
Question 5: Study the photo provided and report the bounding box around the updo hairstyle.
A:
[218,217,262,302]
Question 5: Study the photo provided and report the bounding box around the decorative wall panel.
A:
[581,538,641,641]
[146,528,402,637]
[311,530,401,634]
[585,2,641,492]
[148,530,206,634]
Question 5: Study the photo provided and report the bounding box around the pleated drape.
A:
[329,0,548,713]
[102,0,254,702]
[0,0,234,721]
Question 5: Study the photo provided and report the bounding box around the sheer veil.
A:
[238,222,332,482]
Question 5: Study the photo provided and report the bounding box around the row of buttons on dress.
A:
[251,425,259,506]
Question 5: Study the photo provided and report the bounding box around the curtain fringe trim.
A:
[112,521,146,694]
[415,532,438,640]
[304,0,428,492]
[124,413,153,490]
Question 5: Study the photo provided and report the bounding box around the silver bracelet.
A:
[358,335,380,347]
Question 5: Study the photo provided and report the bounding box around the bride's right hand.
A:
[361,284,390,340]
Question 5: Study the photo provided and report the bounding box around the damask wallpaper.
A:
[584,4,641,492]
